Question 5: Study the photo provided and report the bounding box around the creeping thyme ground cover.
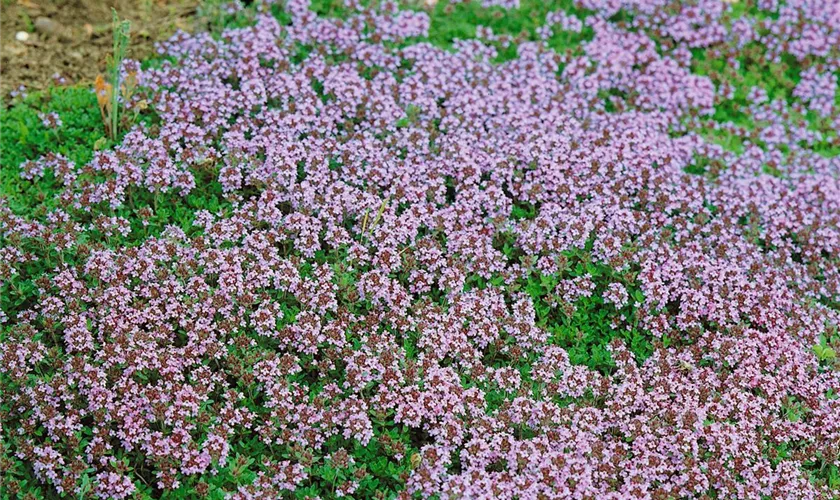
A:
[3,0,840,498]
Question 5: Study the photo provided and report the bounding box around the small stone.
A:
[34,17,70,41]
[15,31,30,42]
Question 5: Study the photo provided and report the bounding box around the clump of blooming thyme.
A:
[3,0,840,498]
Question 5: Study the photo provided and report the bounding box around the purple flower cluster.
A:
[3,0,840,498]
[38,111,63,129]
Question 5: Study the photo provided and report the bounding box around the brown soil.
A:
[1,0,199,98]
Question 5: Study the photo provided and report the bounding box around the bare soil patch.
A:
[1,0,198,97]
